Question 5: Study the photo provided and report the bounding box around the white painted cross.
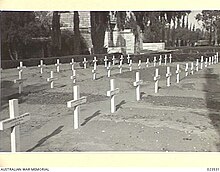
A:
[169,54,172,63]
[70,69,76,84]
[190,62,194,75]
[153,56,157,67]
[83,58,88,69]
[120,55,124,63]
[47,71,57,88]
[112,55,116,65]
[107,62,111,77]
[205,58,208,68]
[166,66,172,87]
[185,63,189,76]
[93,56,98,70]
[127,54,131,64]
[129,59,133,71]
[0,99,30,152]
[17,62,26,72]
[216,52,219,63]
[176,64,181,83]
[146,58,149,68]
[212,56,214,65]
[214,55,217,64]
[14,70,26,94]
[55,59,61,72]
[159,55,162,66]
[38,60,46,74]
[196,59,199,72]
[164,54,167,65]
[133,71,143,101]
[154,68,160,93]
[200,56,204,69]
[67,85,87,129]
[107,79,120,113]
[70,58,75,71]
[138,60,142,70]
[104,56,108,68]
[92,68,96,80]
[118,60,123,74]
[209,56,211,66]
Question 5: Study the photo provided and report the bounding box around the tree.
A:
[90,11,109,54]
[73,11,81,54]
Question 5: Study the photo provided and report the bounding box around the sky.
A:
[188,11,203,29]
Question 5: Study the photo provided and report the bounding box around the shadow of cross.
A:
[81,110,101,126]
[116,100,126,111]
[26,125,64,152]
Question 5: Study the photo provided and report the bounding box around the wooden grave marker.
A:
[0,99,30,152]
[38,60,46,74]
[120,55,124,63]
[138,60,142,69]
[159,55,162,66]
[216,52,219,63]
[17,62,26,71]
[14,70,26,94]
[47,71,57,88]
[112,55,116,65]
[200,56,204,69]
[153,56,157,67]
[107,62,111,78]
[133,71,143,101]
[205,58,208,68]
[166,66,172,87]
[169,54,172,63]
[176,64,181,83]
[55,59,61,73]
[70,69,76,84]
[146,58,149,68]
[164,54,167,65]
[185,63,189,76]
[209,57,211,66]
[129,59,133,71]
[212,56,214,65]
[70,58,76,71]
[127,54,131,64]
[154,68,160,93]
[67,85,87,129]
[104,56,108,68]
[118,60,123,74]
[83,58,88,69]
[107,79,120,113]
[190,62,194,75]
[195,59,199,72]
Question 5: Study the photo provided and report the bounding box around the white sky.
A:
[188,10,203,29]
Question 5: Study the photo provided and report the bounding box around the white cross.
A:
[200,56,204,69]
[159,55,162,66]
[146,58,149,68]
[127,54,131,64]
[93,56,98,70]
[55,59,61,72]
[129,59,133,71]
[185,63,189,76]
[133,71,143,101]
[67,85,87,129]
[216,52,219,63]
[118,60,123,74]
[154,68,160,93]
[205,58,208,68]
[17,62,26,72]
[0,99,30,152]
[104,56,108,68]
[70,58,75,71]
[209,57,211,65]
[195,59,199,72]
[14,70,26,94]
[169,54,172,63]
[107,62,111,78]
[107,79,120,113]
[38,60,46,74]
[92,68,96,80]
[47,71,57,88]
[214,55,217,64]
[112,55,116,65]
[70,70,76,84]
[166,66,172,87]
[212,56,214,65]
[138,60,142,69]
[83,58,88,69]
[176,64,181,83]
[190,62,194,75]
[164,54,167,65]
[153,57,157,67]
[120,55,124,62]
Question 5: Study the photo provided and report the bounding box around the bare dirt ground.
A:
[1,59,220,152]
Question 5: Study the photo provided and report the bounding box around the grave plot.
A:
[1,59,220,152]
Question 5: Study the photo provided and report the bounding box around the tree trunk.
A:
[172,18,176,47]
[90,11,109,54]
[214,26,218,46]
[52,12,61,56]
[74,11,81,54]
[134,25,141,54]
[161,16,165,42]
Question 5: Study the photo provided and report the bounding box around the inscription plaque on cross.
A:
[0,99,30,152]
[146,58,149,68]
[129,59,133,71]
[107,79,120,113]
[55,59,61,72]
[133,72,143,101]
[67,85,87,129]
[185,63,189,76]
[176,64,181,83]
[166,66,172,87]
[104,56,108,68]
[83,58,88,69]
[154,68,160,93]
[38,60,46,74]
[47,71,57,88]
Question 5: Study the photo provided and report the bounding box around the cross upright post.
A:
[55,59,61,73]
[83,58,88,69]
[70,58,75,71]
[129,59,133,71]
[196,59,199,72]
[191,62,194,75]
[107,79,120,113]
[185,63,189,76]
[164,54,167,65]
[169,54,172,63]
[133,71,143,101]
[176,64,181,83]
[154,68,160,93]
[38,60,46,74]
[104,56,108,68]
[138,60,142,70]
[200,56,204,69]
[112,55,116,66]
[47,71,57,88]
[127,54,131,64]
[146,58,149,68]
[153,57,157,67]
[118,60,123,74]
[107,62,111,78]
[166,66,172,87]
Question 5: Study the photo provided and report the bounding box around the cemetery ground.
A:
[1,59,220,152]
